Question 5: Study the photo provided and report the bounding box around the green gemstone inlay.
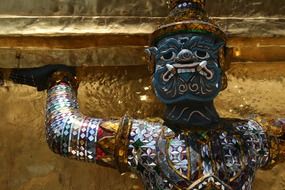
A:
[133,139,144,149]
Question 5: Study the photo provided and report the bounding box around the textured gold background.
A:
[0,0,285,190]
[0,0,284,16]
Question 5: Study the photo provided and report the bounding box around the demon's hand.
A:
[10,64,76,91]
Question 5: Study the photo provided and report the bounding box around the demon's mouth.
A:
[162,61,213,82]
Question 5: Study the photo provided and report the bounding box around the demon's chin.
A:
[153,73,220,104]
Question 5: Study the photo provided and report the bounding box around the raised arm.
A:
[10,65,132,172]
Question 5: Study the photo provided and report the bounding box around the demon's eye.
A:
[161,51,176,61]
[195,50,210,59]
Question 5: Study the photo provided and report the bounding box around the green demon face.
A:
[148,33,224,104]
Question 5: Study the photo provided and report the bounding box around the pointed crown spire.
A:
[151,0,226,45]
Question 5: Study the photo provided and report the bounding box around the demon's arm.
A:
[46,71,135,171]
[10,66,132,172]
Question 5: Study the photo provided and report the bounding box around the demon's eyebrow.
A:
[184,36,215,50]
[158,38,182,51]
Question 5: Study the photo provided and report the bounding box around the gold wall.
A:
[0,0,284,16]
[0,1,285,190]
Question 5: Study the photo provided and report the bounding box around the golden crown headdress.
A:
[151,0,226,45]
[167,0,206,10]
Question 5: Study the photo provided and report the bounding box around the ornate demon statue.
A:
[10,0,285,189]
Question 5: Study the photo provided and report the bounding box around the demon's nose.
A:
[176,49,195,63]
